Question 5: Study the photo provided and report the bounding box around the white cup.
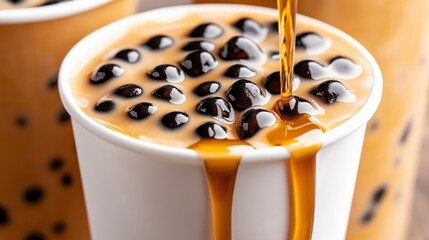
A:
[59,4,383,240]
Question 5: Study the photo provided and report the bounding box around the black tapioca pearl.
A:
[16,116,28,127]
[46,75,58,90]
[152,85,186,104]
[239,109,276,139]
[9,0,24,3]
[0,205,10,226]
[90,64,124,85]
[114,48,141,63]
[360,209,375,224]
[224,64,256,78]
[182,41,216,52]
[40,0,64,6]
[400,120,412,144]
[49,157,64,171]
[189,23,223,39]
[143,35,174,50]
[193,81,221,97]
[127,102,157,120]
[226,79,266,111]
[296,32,326,50]
[25,232,45,240]
[180,50,218,77]
[113,84,143,98]
[372,185,387,205]
[276,96,318,118]
[196,122,228,140]
[294,60,325,79]
[52,221,66,234]
[270,51,280,60]
[58,109,70,124]
[330,56,359,75]
[234,18,268,41]
[310,80,355,104]
[23,186,44,204]
[94,99,116,113]
[270,21,278,32]
[220,36,265,63]
[148,65,184,83]
[161,112,189,129]
[264,72,281,95]
[197,99,228,122]
[61,173,73,187]
[196,97,235,122]
[368,119,379,132]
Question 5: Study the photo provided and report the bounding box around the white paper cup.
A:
[59,4,383,240]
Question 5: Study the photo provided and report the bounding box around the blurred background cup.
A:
[0,1,137,239]
[190,0,429,238]
[59,5,382,240]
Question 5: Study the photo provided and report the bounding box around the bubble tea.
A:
[61,4,382,240]
[0,0,137,239]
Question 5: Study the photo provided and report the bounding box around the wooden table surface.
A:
[409,106,429,240]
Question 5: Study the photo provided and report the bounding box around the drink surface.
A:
[0,0,137,239]
[71,8,376,240]
[0,0,70,9]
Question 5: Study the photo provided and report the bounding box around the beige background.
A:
[137,1,429,238]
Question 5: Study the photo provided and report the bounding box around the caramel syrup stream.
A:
[277,1,321,239]
[190,140,255,240]
[277,0,297,100]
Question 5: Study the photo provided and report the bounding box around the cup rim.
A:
[59,4,383,159]
[0,0,111,24]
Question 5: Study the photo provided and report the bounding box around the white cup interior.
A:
[58,4,383,160]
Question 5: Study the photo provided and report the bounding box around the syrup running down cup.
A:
[59,4,382,240]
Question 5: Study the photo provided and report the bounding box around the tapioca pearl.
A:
[310,80,356,104]
[46,75,58,90]
[233,18,268,42]
[189,23,224,39]
[161,112,189,129]
[143,35,174,50]
[94,99,116,113]
[61,173,73,187]
[269,21,278,32]
[219,36,266,64]
[40,0,64,6]
[275,96,319,118]
[294,60,325,80]
[264,71,300,95]
[58,109,70,124]
[90,64,124,85]
[239,109,276,139]
[329,56,362,77]
[196,97,235,123]
[226,79,266,111]
[113,84,143,98]
[400,120,412,144]
[180,50,218,77]
[16,115,29,128]
[148,65,184,83]
[360,209,375,224]
[25,232,45,240]
[296,32,326,50]
[113,48,141,63]
[368,119,380,132]
[23,186,44,204]
[0,205,10,226]
[52,221,66,235]
[372,185,387,205]
[196,122,228,140]
[152,85,186,104]
[8,0,24,3]
[127,102,157,120]
[193,81,221,97]
[270,51,279,60]
[48,157,64,171]
[182,41,216,52]
[224,64,256,78]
